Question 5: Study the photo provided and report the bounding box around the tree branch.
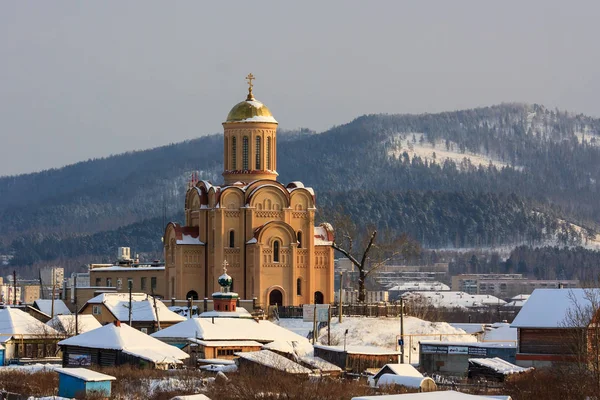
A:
[359,230,377,269]
[365,251,401,278]
[331,242,361,268]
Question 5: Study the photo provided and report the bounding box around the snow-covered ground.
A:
[277,316,477,364]
[387,133,519,170]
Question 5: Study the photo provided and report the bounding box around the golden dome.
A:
[225,73,278,124]
[225,97,277,124]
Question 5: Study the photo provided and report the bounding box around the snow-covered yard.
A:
[277,316,477,364]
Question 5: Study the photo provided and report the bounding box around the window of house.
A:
[141,328,148,334]
[232,136,237,169]
[116,278,123,290]
[297,231,302,248]
[141,277,147,290]
[93,305,102,315]
[151,277,157,290]
[255,136,261,169]
[297,278,302,296]
[95,278,101,286]
[127,278,133,289]
[106,278,112,287]
[229,230,235,248]
[273,241,280,263]
[242,136,249,170]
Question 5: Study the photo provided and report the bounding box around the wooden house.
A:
[313,344,400,374]
[79,293,185,333]
[235,350,312,376]
[0,307,62,365]
[58,320,188,369]
[511,288,600,367]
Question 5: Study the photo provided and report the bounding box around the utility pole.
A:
[12,270,17,305]
[128,280,133,326]
[51,268,56,318]
[152,287,161,331]
[400,296,405,364]
[74,276,79,335]
[312,304,317,345]
[327,305,331,345]
[338,271,343,323]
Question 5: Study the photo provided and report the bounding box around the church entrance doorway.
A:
[269,289,283,306]
[314,291,324,304]
[186,290,199,300]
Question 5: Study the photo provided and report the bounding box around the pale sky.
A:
[1,1,599,176]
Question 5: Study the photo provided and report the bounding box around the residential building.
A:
[452,274,579,298]
[79,292,185,333]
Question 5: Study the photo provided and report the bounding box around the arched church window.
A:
[229,230,235,248]
[297,231,302,248]
[297,278,302,296]
[242,136,249,170]
[267,137,271,170]
[273,240,280,263]
[255,136,261,170]
[231,137,237,170]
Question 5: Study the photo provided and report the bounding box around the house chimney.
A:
[114,320,121,327]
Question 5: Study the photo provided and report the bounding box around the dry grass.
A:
[0,369,58,397]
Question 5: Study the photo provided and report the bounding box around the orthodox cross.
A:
[222,259,229,274]
[245,73,255,98]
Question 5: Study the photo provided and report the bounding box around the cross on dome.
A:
[245,73,255,100]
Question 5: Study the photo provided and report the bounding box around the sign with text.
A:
[468,347,487,356]
[420,344,448,354]
[303,304,330,322]
[448,346,469,354]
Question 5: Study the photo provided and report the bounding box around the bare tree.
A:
[330,212,420,303]
[561,288,600,396]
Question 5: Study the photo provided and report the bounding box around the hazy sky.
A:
[1,1,599,176]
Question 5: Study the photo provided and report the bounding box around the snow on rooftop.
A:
[236,115,278,123]
[298,355,342,372]
[0,307,60,338]
[55,367,116,381]
[511,288,598,328]
[199,308,252,318]
[187,338,263,347]
[314,226,332,246]
[503,294,530,308]
[86,293,186,323]
[450,323,486,334]
[402,291,506,309]
[151,317,313,355]
[420,340,516,349]
[388,281,450,292]
[33,299,72,316]
[176,234,204,245]
[376,363,423,378]
[59,322,189,364]
[352,390,513,400]
[482,323,516,342]
[89,266,165,272]
[47,314,101,334]
[469,357,532,375]
[235,350,311,374]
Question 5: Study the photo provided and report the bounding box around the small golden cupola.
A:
[222,73,279,184]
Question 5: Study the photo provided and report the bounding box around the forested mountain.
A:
[2,103,600,276]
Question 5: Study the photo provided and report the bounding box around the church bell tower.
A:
[222,73,279,184]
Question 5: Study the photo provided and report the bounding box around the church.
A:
[163,74,335,307]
